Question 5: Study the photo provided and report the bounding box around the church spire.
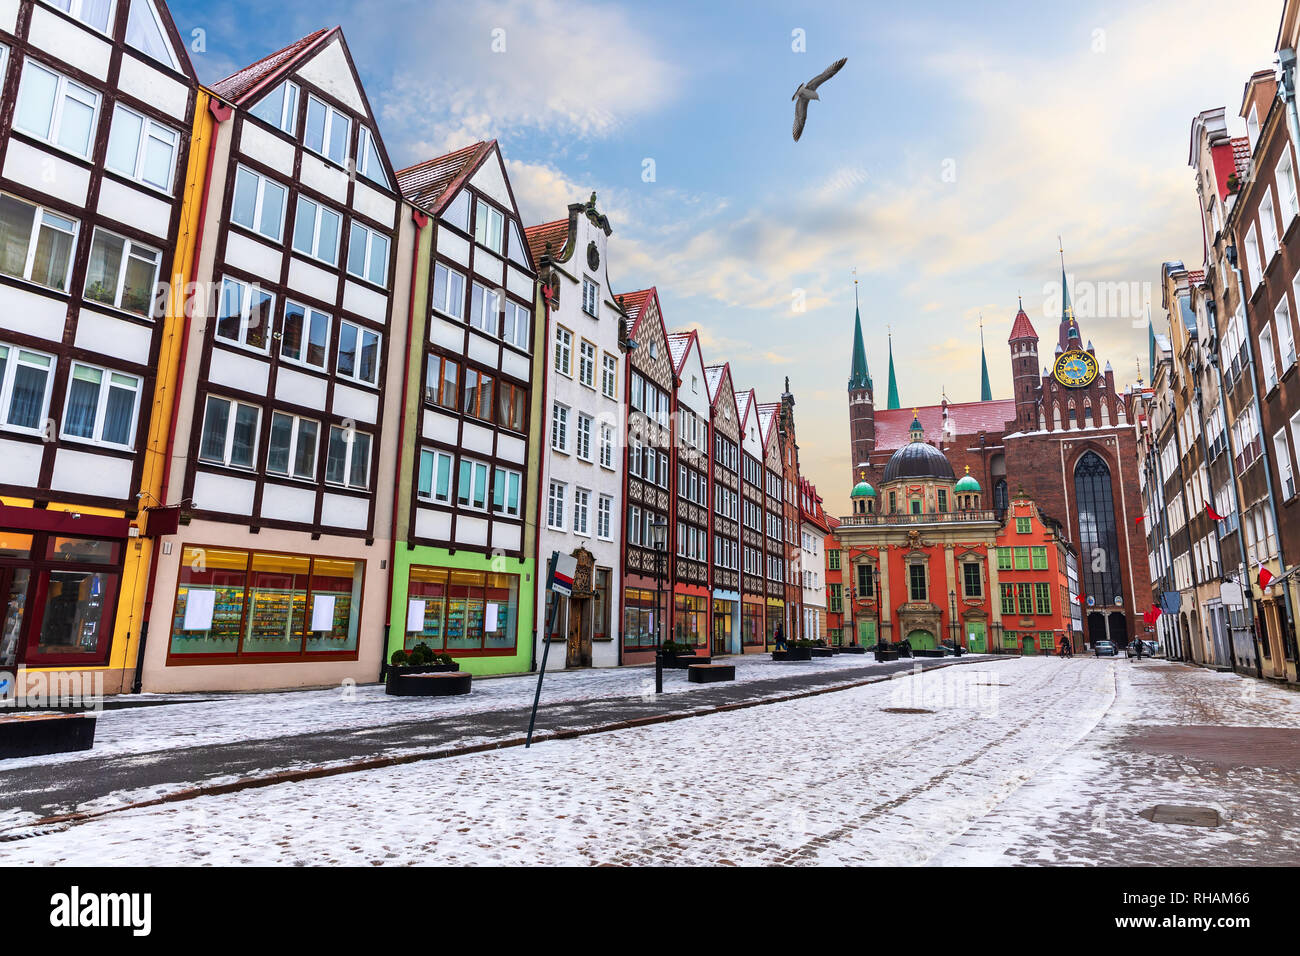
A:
[848,277,872,392]
[886,329,900,410]
[1059,239,1082,350]
[979,316,993,402]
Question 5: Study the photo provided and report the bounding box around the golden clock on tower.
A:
[1053,348,1099,388]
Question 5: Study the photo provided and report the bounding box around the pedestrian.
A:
[774,622,787,652]
[1060,634,1073,658]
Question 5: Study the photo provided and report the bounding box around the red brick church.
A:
[843,263,1151,647]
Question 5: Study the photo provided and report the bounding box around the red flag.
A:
[1206,504,1225,521]
[1151,605,1162,622]
[1074,593,1085,605]
[1141,607,1153,625]
[1259,567,1274,590]
[1135,514,1146,525]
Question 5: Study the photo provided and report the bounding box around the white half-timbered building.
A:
[0,0,196,684]
[142,26,409,692]
[668,329,709,652]
[526,194,622,669]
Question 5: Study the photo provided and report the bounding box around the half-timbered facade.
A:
[0,0,197,692]
[387,140,539,677]
[738,386,766,652]
[706,362,740,655]
[526,193,621,669]
[759,402,786,646]
[143,27,408,691]
[668,330,708,651]
[778,384,802,639]
[619,286,673,664]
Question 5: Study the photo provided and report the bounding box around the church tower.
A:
[847,282,876,484]
[1009,296,1040,431]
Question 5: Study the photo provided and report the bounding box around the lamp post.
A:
[949,589,959,656]
[652,514,667,694]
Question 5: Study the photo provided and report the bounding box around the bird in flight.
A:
[792,57,847,142]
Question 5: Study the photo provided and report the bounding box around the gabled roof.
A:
[667,330,696,375]
[737,387,759,440]
[211,27,335,102]
[617,288,653,323]
[875,399,1016,451]
[524,219,568,265]
[396,141,494,214]
[704,363,726,402]
[757,402,779,448]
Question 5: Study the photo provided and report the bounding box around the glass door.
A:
[1,567,31,668]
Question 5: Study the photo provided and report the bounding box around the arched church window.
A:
[994,479,1008,514]
[1075,451,1123,611]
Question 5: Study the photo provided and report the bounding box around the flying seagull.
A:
[792,56,847,142]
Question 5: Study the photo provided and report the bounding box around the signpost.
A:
[526,551,577,748]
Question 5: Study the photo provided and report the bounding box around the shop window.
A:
[623,588,658,649]
[673,593,707,646]
[406,567,518,654]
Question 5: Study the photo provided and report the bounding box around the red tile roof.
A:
[396,141,494,213]
[1231,136,1251,177]
[617,288,652,321]
[1185,269,1205,286]
[211,28,335,103]
[1008,305,1037,342]
[875,399,1016,451]
[524,219,568,264]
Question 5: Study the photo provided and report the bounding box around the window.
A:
[105,104,179,192]
[496,381,526,432]
[1278,150,1300,224]
[506,220,529,267]
[1276,296,1296,370]
[599,423,614,468]
[125,0,177,68]
[474,199,504,253]
[502,301,530,351]
[336,321,380,387]
[1034,582,1052,616]
[828,549,840,571]
[469,282,500,336]
[908,564,926,602]
[573,487,590,535]
[1000,583,1015,615]
[582,277,599,317]
[60,362,140,447]
[1261,188,1280,260]
[547,480,566,530]
[47,0,115,33]
[601,353,618,399]
[1013,546,1029,570]
[579,340,596,388]
[1031,546,1048,570]
[1275,430,1295,499]
[198,395,260,469]
[996,547,1011,571]
[82,228,161,317]
[1017,583,1033,615]
[325,425,371,489]
[1245,225,1263,289]
[1015,517,1031,534]
[356,127,389,188]
[14,61,99,159]
[432,262,466,319]
[248,81,299,135]
[962,562,981,598]
[418,448,455,504]
[424,354,459,410]
[280,301,330,370]
[292,196,342,265]
[575,413,592,461]
[456,456,489,510]
[1261,324,1278,391]
[551,402,569,452]
[0,345,53,432]
[554,326,572,375]
[346,221,389,285]
[231,166,287,241]
[265,412,318,480]
[215,277,274,352]
[0,194,77,291]
[442,191,470,233]
[491,466,521,517]
[304,94,350,166]
[597,494,613,539]
[462,367,493,422]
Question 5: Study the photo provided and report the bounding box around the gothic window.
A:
[994,479,1008,514]
[1075,451,1123,609]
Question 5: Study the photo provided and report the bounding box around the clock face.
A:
[1053,349,1099,388]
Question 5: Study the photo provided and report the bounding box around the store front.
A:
[673,587,708,649]
[0,519,126,672]
[765,598,785,649]
[741,598,764,653]
[621,571,665,665]
[711,590,739,656]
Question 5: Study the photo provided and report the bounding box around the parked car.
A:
[1094,640,1118,657]
[1126,640,1159,658]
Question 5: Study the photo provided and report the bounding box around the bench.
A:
[0,712,97,759]
[772,647,813,661]
[810,647,834,658]
[665,653,711,669]
[385,672,473,697]
[687,663,735,683]
[838,645,867,654]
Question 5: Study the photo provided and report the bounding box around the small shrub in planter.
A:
[390,649,409,668]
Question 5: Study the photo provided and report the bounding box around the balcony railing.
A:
[836,510,1000,527]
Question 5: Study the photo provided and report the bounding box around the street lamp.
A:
[651,514,668,694]
[949,589,960,657]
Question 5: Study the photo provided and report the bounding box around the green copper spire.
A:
[979,318,993,402]
[886,331,900,410]
[848,280,872,391]
[1059,240,1081,347]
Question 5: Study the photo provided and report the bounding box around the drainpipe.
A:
[530,278,554,674]
[380,208,428,682]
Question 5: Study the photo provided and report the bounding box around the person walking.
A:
[1060,634,1073,658]
[774,622,787,652]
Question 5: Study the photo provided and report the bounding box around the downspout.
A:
[381,207,429,681]
[133,94,230,692]
[530,279,554,674]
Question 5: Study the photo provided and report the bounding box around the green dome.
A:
[851,480,876,498]
[954,467,981,493]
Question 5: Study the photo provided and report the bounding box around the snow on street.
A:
[4,657,1296,866]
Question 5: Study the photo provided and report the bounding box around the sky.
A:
[168,0,1283,510]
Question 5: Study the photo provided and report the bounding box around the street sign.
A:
[1220,581,1244,608]
[549,552,577,597]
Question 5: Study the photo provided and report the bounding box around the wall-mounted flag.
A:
[1206,504,1225,521]
[1259,567,1275,590]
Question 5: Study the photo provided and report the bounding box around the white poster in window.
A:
[485,602,499,633]
[406,599,426,632]
[311,594,336,632]
[182,588,216,631]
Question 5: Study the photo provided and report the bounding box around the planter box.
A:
[839,645,867,655]
[0,713,96,758]
[772,648,813,661]
[913,648,946,658]
[809,647,834,658]
[385,672,472,697]
[687,663,736,684]
[876,651,900,662]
